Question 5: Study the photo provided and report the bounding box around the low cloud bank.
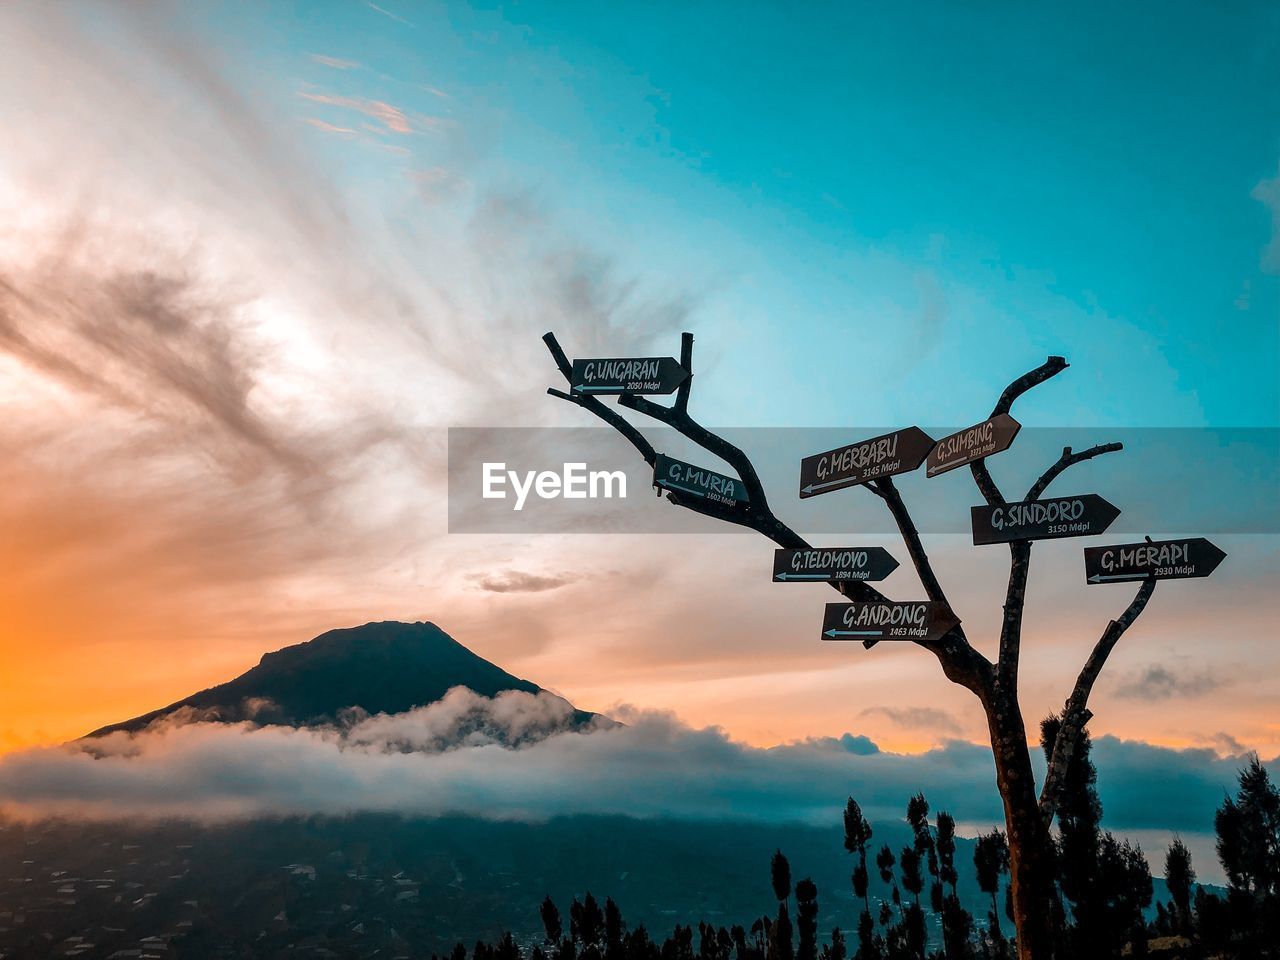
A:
[0,690,1266,841]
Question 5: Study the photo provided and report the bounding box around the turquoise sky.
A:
[195,1,1278,430]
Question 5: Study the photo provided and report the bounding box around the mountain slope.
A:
[86,620,596,736]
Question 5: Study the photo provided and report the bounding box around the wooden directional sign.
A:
[653,453,749,509]
[570,357,689,396]
[926,414,1021,478]
[822,602,959,643]
[971,494,1120,546]
[799,427,935,498]
[773,547,899,583]
[1083,537,1226,584]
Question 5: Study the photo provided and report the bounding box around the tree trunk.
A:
[986,695,1056,960]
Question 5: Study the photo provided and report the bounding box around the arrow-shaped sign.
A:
[1083,537,1226,584]
[799,427,935,498]
[773,547,899,583]
[971,494,1121,546]
[653,453,749,509]
[926,414,1021,478]
[821,602,960,643]
[570,357,688,396]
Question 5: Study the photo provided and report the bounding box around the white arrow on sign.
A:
[800,478,852,495]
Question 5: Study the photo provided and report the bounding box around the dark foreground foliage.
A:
[0,740,1274,958]
[450,741,1278,960]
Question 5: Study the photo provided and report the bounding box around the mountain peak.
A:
[86,620,591,737]
[256,620,468,667]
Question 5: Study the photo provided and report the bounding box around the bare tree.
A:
[543,331,1158,960]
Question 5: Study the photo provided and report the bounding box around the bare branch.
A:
[627,359,992,692]
[547,332,816,553]
[542,330,573,379]
[617,348,890,595]
[990,356,1069,418]
[970,461,1006,507]
[866,476,992,694]
[993,438,1122,689]
[997,540,1032,687]
[1038,576,1157,826]
[543,333,657,466]
[967,356,1073,683]
[966,356,1069,508]
[674,331,693,414]
[1026,442,1123,501]
[870,476,951,607]
[545,330,995,697]
[618,394,770,510]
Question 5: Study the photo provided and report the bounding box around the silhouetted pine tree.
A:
[820,927,846,960]
[973,829,1009,953]
[936,811,958,896]
[1098,833,1152,956]
[572,893,606,951]
[1040,714,1106,955]
[542,897,564,947]
[768,907,794,960]
[796,879,819,960]
[496,932,522,960]
[875,844,899,921]
[697,922,728,960]
[751,918,768,958]
[899,847,923,909]
[933,810,971,959]
[857,910,882,960]
[1163,837,1195,938]
[604,898,626,960]
[1214,755,1280,954]
[663,925,694,960]
[939,893,974,960]
[625,926,660,960]
[843,798,876,960]
[905,793,939,918]
[1193,885,1230,957]
[769,850,795,960]
[772,850,793,904]
[1042,714,1157,958]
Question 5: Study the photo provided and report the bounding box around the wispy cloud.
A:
[1114,665,1223,701]
[860,706,961,734]
[475,571,577,594]
[298,91,414,134]
[304,117,358,138]
[309,54,361,70]
[365,2,413,27]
